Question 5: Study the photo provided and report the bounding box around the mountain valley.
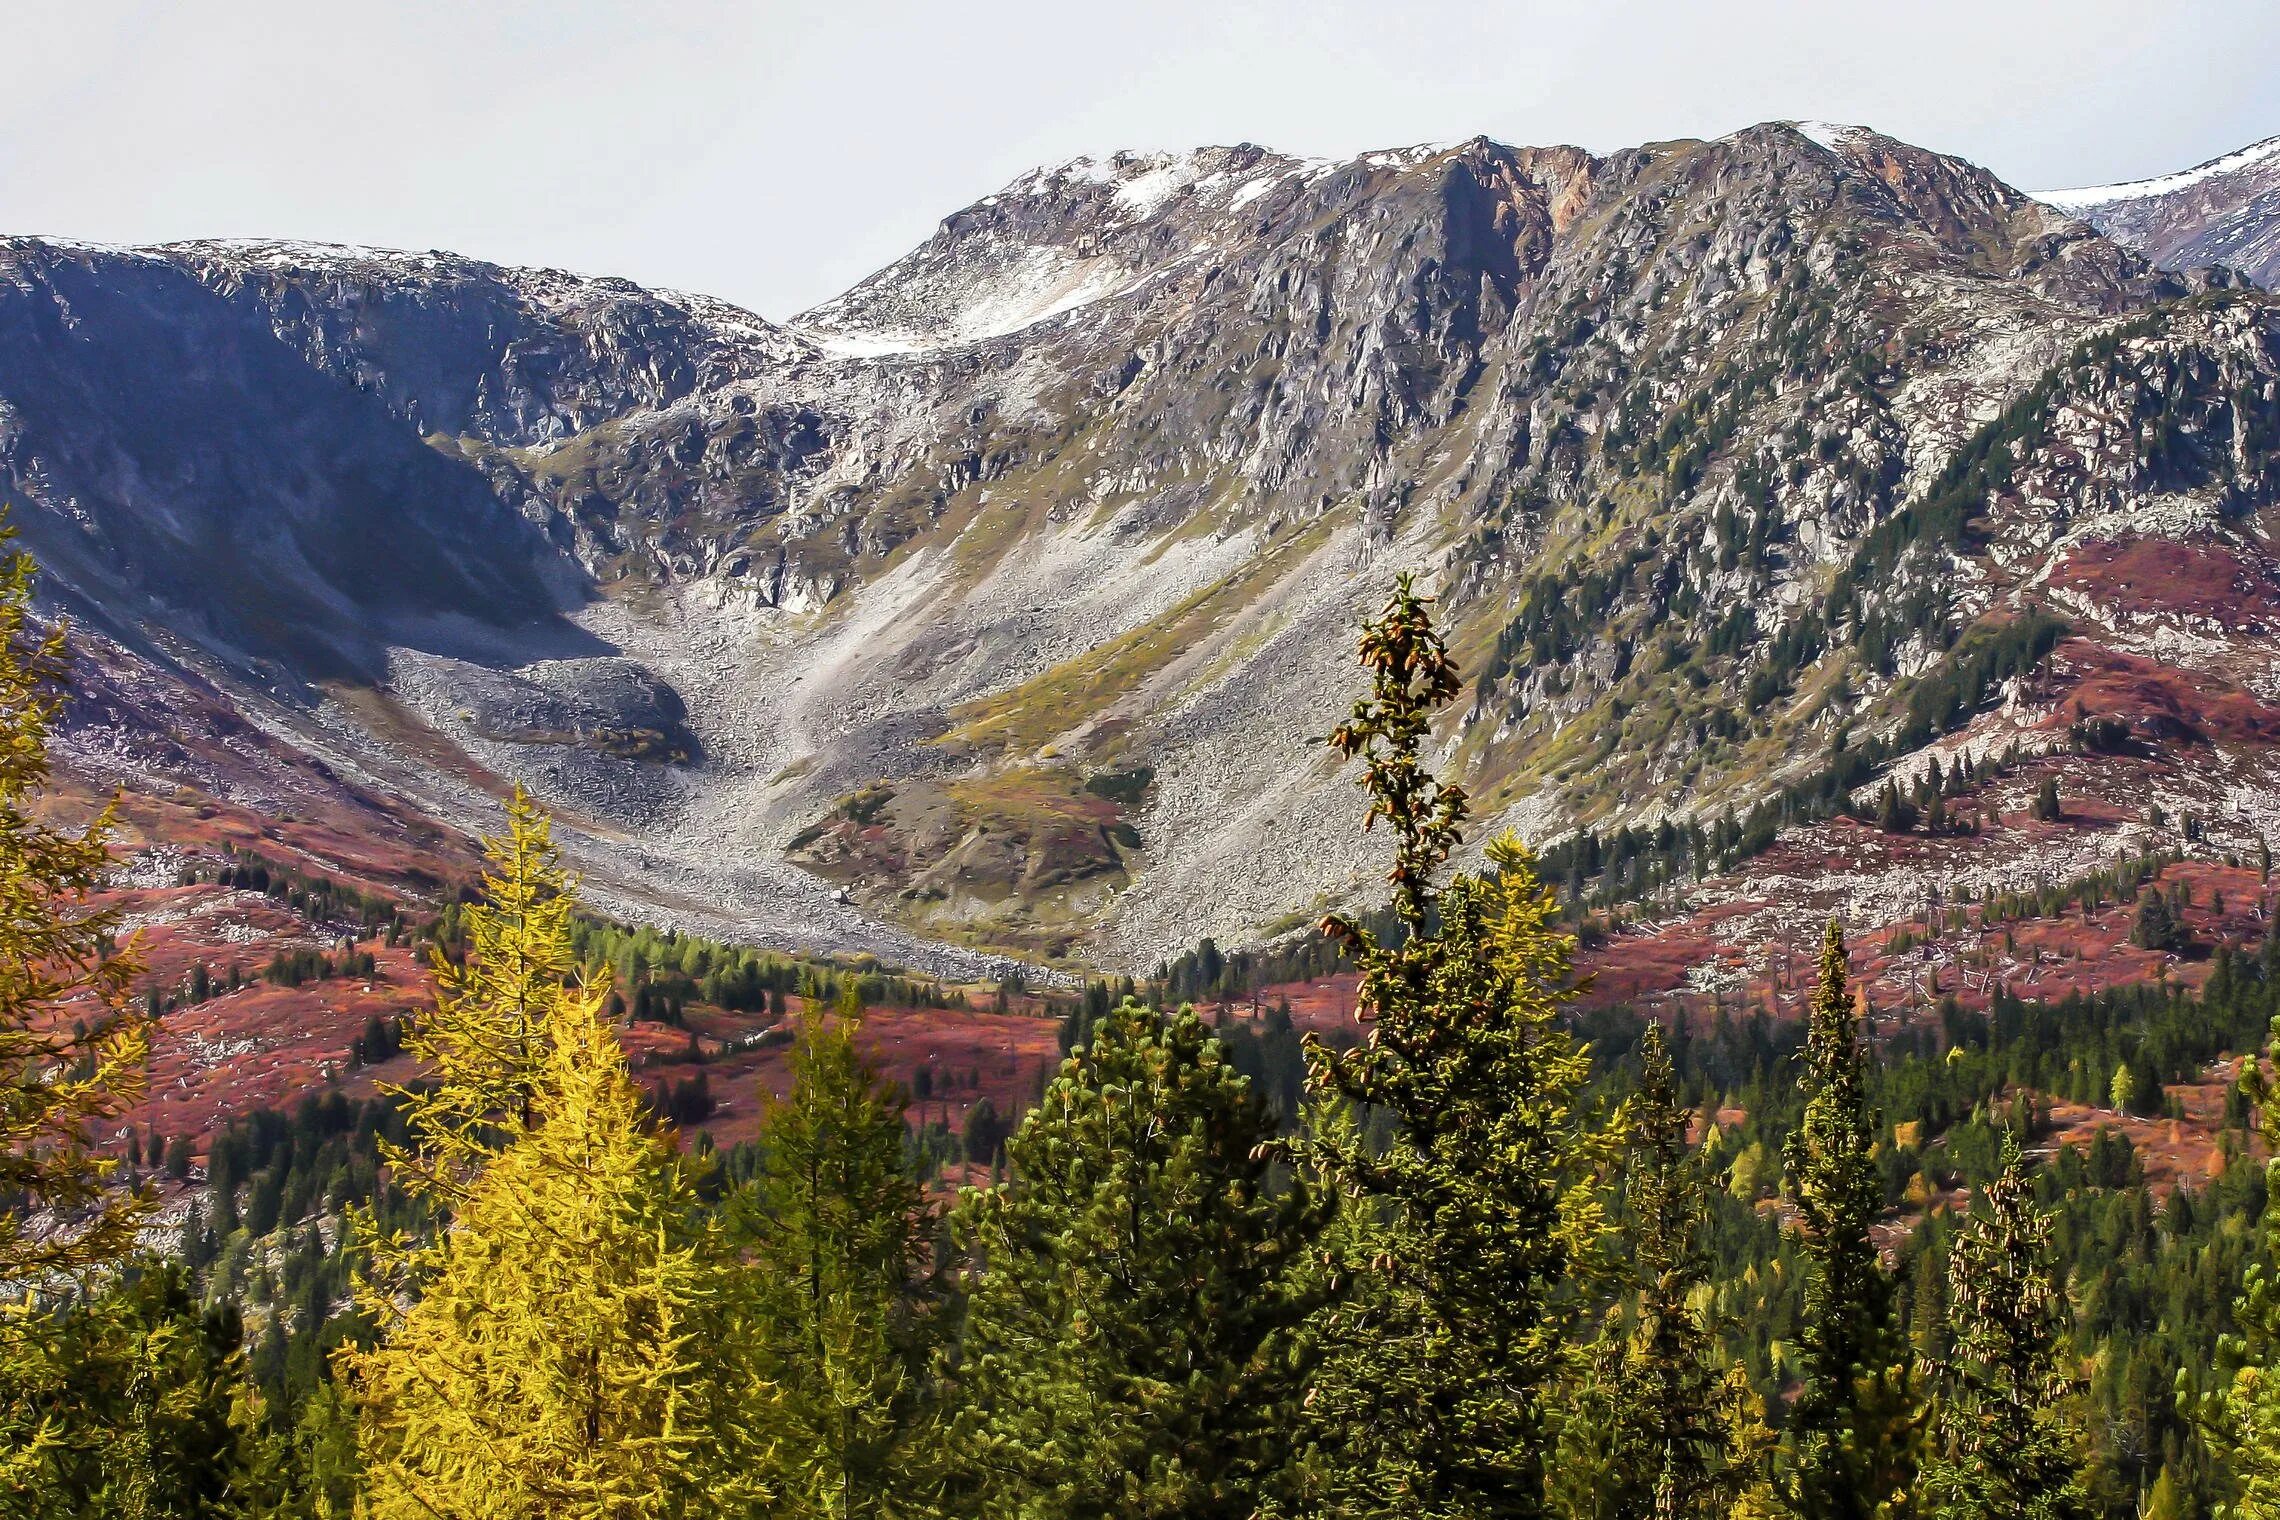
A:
[7,118,2280,1027]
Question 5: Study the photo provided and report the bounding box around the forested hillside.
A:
[16,551,2280,1519]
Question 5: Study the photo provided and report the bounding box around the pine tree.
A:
[2140,1463,2187,1520]
[1922,1131,2088,1520]
[740,988,941,1519]
[273,1378,365,1519]
[1296,575,1614,1520]
[1550,1024,1770,1520]
[1782,921,1920,1520]
[1906,1239,1949,1369]
[2130,888,2185,953]
[346,974,774,1519]
[0,521,149,1285]
[1624,1025,1723,1509]
[948,998,1325,1519]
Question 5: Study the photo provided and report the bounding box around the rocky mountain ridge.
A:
[7,122,2279,976]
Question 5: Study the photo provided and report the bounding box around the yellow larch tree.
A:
[379,783,576,1206]
[0,521,159,1506]
[345,789,776,1519]
[0,518,148,1288]
[347,976,775,1519]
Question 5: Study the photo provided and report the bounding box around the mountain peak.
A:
[1003,145,1310,209]
[788,143,1331,355]
[787,135,1603,356]
[1786,119,1876,153]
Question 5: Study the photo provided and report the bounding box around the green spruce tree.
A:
[1550,1020,1778,1520]
[1608,1023,1759,1520]
[1922,1130,2088,1520]
[1296,575,1615,1520]
[1782,922,1920,1520]
[1623,1025,1726,1517]
[2131,888,2185,954]
[741,988,941,1519]
[948,999,1325,1520]
[1550,1022,1771,1520]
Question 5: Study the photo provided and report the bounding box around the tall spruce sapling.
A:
[741,987,942,1519]
[1923,1129,2089,1520]
[1782,921,1921,1520]
[1627,1024,1763,1519]
[1295,573,1616,1520]
[1551,1020,1772,1520]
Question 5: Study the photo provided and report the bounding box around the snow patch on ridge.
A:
[791,145,1335,355]
[1362,140,1464,170]
[795,244,1148,354]
[2034,135,2280,210]
[1113,160,1204,218]
[167,237,454,270]
[1792,121,1871,154]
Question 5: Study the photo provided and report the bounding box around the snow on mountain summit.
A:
[788,140,1538,356]
[998,147,1325,220]
[789,145,1331,356]
[1789,121,1873,153]
[790,119,2189,361]
[2034,135,2280,210]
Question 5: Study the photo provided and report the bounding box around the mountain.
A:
[7,123,2280,991]
[2035,133,2280,287]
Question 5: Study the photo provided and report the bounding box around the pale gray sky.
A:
[3,0,2274,319]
